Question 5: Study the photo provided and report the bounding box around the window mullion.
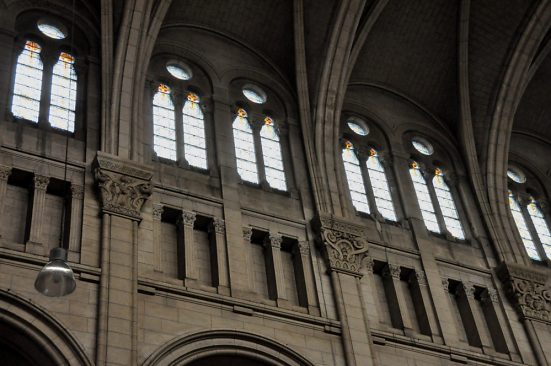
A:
[358,153,378,220]
[520,195,547,261]
[173,94,186,167]
[425,170,449,238]
[251,121,267,187]
[39,53,56,128]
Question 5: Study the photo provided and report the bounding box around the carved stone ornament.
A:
[415,271,427,286]
[0,166,12,181]
[313,215,369,277]
[33,175,50,190]
[180,211,196,226]
[211,218,225,234]
[498,262,551,322]
[243,227,253,242]
[265,233,282,249]
[382,264,401,279]
[297,241,310,256]
[93,153,153,221]
[152,204,164,220]
[70,184,84,199]
[457,282,476,299]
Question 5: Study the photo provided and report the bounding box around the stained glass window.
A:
[342,141,370,213]
[152,84,177,160]
[242,85,267,104]
[433,169,464,239]
[233,108,258,183]
[366,149,396,221]
[509,191,540,260]
[507,168,526,183]
[167,63,192,80]
[12,41,44,122]
[527,198,551,259]
[410,162,440,233]
[49,52,77,132]
[347,120,368,136]
[182,92,207,169]
[260,116,286,191]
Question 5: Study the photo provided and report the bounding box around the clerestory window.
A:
[507,166,551,262]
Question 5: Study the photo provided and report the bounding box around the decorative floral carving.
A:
[70,184,84,199]
[313,215,369,276]
[457,282,476,299]
[211,218,225,234]
[415,271,427,286]
[498,262,551,322]
[33,175,50,190]
[265,233,282,249]
[0,166,12,181]
[481,288,498,304]
[364,256,374,273]
[180,211,196,226]
[296,241,310,256]
[243,227,253,242]
[152,204,164,220]
[382,264,401,279]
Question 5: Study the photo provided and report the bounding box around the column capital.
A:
[497,262,551,322]
[180,210,196,227]
[414,270,427,286]
[457,282,476,299]
[364,256,374,273]
[70,184,84,199]
[211,217,225,234]
[0,166,12,181]
[382,263,401,279]
[295,240,310,256]
[243,227,253,242]
[33,175,50,190]
[312,215,369,277]
[264,233,282,249]
[481,288,499,304]
[152,204,163,220]
[93,152,153,221]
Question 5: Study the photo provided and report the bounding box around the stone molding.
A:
[93,153,153,221]
[313,215,369,277]
[497,262,551,322]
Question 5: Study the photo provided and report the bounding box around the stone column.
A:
[313,215,375,366]
[263,233,287,304]
[410,271,440,340]
[93,152,152,366]
[177,210,196,285]
[152,204,164,272]
[293,241,319,314]
[26,175,50,255]
[209,218,230,295]
[455,282,483,348]
[480,288,513,355]
[242,227,255,292]
[382,263,415,335]
[67,184,84,262]
[0,166,12,239]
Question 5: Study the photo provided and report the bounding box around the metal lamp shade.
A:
[34,248,76,297]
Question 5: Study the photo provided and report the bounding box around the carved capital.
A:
[0,166,12,181]
[414,271,427,286]
[296,241,310,255]
[93,153,153,221]
[498,262,551,322]
[70,184,84,199]
[211,218,225,234]
[313,215,369,277]
[442,278,449,291]
[33,175,50,190]
[265,233,282,249]
[481,288,499,304]
[243,227,253,242]
[457,282,476,299]
[364,256,374,273]
[152,204,163,220]
[382,263,401,279]
[180,211,196,227]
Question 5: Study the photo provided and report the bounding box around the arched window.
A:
[342,141,370,214]
[232,108,258,184]
[49,52,77,132]
[527,198,551,258]
[260,116,286,191]
[11,41,43,123]
[152,84,177,161]
[433,169,464,240]
[182,92,207,169]
[508,191,539,260]
[366,149,396,221]
[409,162,440,233]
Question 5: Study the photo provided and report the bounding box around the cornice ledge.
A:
[312,215,369,277]
[497,261,551,323]
[93,152,153,221]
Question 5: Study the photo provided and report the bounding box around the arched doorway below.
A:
[0,320,57,366]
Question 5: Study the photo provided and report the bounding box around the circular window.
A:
[242,84,267,104]
[507,167,526,183]
[37,20,67,40]
[347,119,369,136]
[166,61,192,80]
[411,137,434,156]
